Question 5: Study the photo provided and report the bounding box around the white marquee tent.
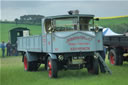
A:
[102,28,123,36]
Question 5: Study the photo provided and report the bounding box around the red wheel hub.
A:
[48,61,52,77]
[24,56,28,70]
[110,54,115,65]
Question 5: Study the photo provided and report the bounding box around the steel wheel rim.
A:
[48,61,52,77]
[24,56,28,70]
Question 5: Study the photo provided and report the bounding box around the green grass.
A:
[0,16,128,85]
[1,56,128,85]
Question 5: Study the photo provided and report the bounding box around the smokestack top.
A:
[68,10,79,15]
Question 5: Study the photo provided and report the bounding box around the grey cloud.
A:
[1,0,128,1]
[1,1,128,20]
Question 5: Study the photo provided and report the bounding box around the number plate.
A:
[72,59,83,64]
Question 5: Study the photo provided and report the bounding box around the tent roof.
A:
[9,27,29,32]
[103,28,123,36]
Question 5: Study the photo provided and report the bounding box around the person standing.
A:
[6,41,11,56]
[1,41,6,57]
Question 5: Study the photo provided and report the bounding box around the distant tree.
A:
[18,15,44,25]
[14,18,19,24]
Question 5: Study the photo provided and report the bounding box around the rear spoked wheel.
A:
[109,49,123,65]
[24,54,40,71]
[109,49,116,65]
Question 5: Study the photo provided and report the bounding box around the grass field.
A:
[1,56,128,85]
[0,16,128,85]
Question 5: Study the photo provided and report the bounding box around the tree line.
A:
[14,15,44,25]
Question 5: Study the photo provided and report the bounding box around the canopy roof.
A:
[45,14,94,19]
[103,28,123,36]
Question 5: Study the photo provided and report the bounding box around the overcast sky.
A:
[1,0,128,21]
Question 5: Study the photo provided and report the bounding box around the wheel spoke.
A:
[110,55,115,65]
[49,70,52,77]
[48,61,52,77]
[24,56,27,70]
[48,61,52,69]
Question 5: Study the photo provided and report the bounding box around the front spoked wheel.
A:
[87,56,99,75]
[47,57,58,78]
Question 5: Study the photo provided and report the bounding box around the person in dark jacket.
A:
[6,41,12,56]
[1,41,6,57]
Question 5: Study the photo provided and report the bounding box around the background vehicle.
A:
[104,33,128,65]
[9,27,30,56]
